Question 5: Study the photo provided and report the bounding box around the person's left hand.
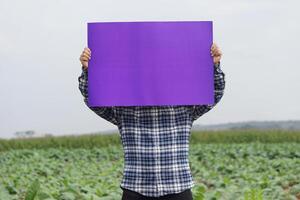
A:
[211,43,222,64]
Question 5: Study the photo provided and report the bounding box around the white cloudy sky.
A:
[1,0,299,139]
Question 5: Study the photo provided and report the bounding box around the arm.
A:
[190,62,226,121]
[78,66,120,126]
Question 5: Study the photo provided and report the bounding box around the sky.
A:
[1,0,299,139]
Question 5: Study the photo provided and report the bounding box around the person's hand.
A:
[79,47,91,70]
[211,43,222,64]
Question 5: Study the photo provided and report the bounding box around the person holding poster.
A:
[78,43,225,200]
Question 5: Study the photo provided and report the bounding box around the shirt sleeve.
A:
[189,62,226,122]
[78,66,120,126]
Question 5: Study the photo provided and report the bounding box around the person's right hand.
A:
[79,47,91,70]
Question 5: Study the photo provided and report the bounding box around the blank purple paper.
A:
[87,21,214,107]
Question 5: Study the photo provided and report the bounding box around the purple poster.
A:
[87,21,214,107]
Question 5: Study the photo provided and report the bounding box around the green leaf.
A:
[25,179,40,200]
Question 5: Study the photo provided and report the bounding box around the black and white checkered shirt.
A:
[78,62,225,197]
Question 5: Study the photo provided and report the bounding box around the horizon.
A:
[2,119,300,139]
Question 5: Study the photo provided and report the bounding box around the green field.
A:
[1,129,300,200]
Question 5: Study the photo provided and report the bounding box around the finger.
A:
[81,57,89,62]
[84,47,91,54]
[84,47,90,52]
[211,43,217,50]
[214,49,222,56]
[83,50,91,56]
[82,52,91,59]
[211,49,218,56]
[84,49,91,55]
[213,48,222,56]
[80,55,89,61]
[211,52,221,58]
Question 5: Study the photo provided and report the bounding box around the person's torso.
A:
[115,105,195,197]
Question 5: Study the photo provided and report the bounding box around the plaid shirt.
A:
[78,62,225,197]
